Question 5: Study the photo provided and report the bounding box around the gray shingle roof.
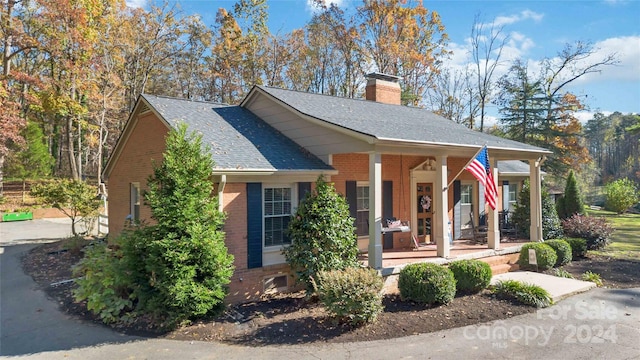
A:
[256,86,549,153]
[497,160,534,175]
[142,94,333,172]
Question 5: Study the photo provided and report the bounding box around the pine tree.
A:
[124,123,234,327]
[556,170,584,219]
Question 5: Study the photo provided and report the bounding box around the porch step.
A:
[479,253,521,276]
[480,253,520,267]
[490,263,520,275]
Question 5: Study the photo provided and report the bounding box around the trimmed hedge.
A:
[398,263,456,305]
[314,267,384,326]
[448,259,492,294]
[565,237,587,259]
[544,239,572,267]
[518,243,557,271]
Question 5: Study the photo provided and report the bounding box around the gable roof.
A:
[105,94,334,176]
[248,86,550,155]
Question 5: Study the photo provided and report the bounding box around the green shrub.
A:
[73,243,134,323]
[284,176,359,293]
[605,178,639,214]
[551,268,574,279]
[562,214,614,250]
[544,239,572,267]
[398,263,456,305]
[556,170,584,220]
[448,259,492,294]
[493,280,553,308]
[119,124,234,329]
[582,271,603,287]
[314,267,384,326]
[513,180,563,240]
[518,243,557,271]
[565,237,587,259]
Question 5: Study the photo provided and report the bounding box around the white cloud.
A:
[126,0,147,8]
[573,36,640,84]
[491,10,544,27]
[575,110,613,123]
[305,0,347,12]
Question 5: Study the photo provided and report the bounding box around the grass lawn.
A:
[586,208,640,260]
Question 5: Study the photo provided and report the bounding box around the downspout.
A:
[218,175,227,212]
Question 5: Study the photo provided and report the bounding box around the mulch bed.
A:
[20,239,640,345]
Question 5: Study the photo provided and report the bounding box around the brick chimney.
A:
[365,72,401,105]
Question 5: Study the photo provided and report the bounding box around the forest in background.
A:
[1,0,638,197]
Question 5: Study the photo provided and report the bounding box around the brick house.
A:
[103,73,550,303]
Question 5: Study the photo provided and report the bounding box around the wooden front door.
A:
[416,183,433,243]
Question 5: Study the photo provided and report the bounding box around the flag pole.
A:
[444,145,486,190]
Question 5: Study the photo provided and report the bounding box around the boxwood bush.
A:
[544,239,572,267]
[448,259,492,294]
[565,237,587,259]
[398,263,456,305]
[314,267,384,326]
[518,243,557,271]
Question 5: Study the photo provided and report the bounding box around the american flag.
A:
[465,146,498,210]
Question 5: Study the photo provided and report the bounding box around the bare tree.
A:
[470,13,507,132]
[426,67,475,126]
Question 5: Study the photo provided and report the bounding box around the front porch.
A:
[359,238,531,274]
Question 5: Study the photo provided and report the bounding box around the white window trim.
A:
[262,183,297,266]
[130,182,140,221]
[461,183,473,205]
[356,181,369,238]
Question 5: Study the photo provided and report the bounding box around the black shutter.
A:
[453,180,461,240]
[382,181,393,249]
[298,182,311,205]
[246,183,263,269]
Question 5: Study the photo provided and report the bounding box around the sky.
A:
[128,0,640,123]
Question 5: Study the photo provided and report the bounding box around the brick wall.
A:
[107,112,168,236]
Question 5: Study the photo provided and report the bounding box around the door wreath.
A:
[420,195,431,211]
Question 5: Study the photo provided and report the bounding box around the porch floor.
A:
[359,238,531,275]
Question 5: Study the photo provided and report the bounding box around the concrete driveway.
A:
[1,219,639,359]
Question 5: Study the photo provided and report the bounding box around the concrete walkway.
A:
[492,271,597,302]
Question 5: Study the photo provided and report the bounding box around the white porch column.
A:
[529,158,543,242]
[368,152,383,269]
[487,160,500,249]
[435,155,450,258]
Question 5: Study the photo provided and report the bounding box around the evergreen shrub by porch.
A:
[284,176,359,293]
[314,267,384,326]
[518,243,557,271]
[561,214,613,250]
[513,179,563,240]
[398,263,456,305]
[493,280,553,308]
[543,239,572,267]
[565,237,587,259]
[448,259,492,294]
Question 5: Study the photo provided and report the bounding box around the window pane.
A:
[263,186,293,247]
